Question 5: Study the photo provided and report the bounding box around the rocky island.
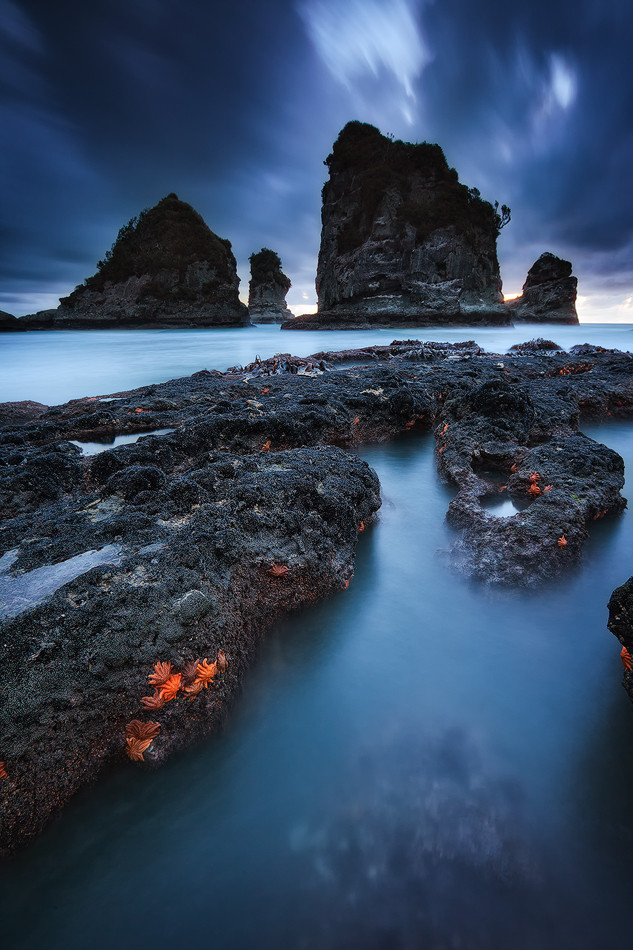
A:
[248,248,293,323]
[8,194,249,329]
[282,122,578,329]
[1,337,631,852]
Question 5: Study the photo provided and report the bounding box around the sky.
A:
[1,0,632,321]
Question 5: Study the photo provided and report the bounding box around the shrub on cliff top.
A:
[62,194,236,303]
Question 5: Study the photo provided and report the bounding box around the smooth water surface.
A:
[1,323,632,405]
[2,423,633,948]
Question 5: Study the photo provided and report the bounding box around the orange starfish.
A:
[528,483,542,497]
[184,680,204,699]
[0,761,7,780]
[181,659,200,686]
[358,521,365,532]
[557,535,567,547]
[261,440,271,452]
[125,737,153,761]
[267,563,289,577]
[621,646,632,672]
[353,417,360,426]
[126,720,161,741]
[195,658,217,688]
[528,472,541,483]
[148,661,173,687]
[217,649,228,673]
[160,673,182,702]
[141,691,165,710]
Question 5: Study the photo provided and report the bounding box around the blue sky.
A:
[1,0,632,321]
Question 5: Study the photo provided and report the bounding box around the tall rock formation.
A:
[312,122,508,326]
[21,194,249,329]
[248,248,293,323]
[508,252,578,324]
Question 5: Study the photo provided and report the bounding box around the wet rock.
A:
[104,465,167,500]
[173,589,212,624]
[608,578,633,706]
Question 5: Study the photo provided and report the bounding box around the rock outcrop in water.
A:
[289,122,507,328]
[508,252,578,324]
[1,339,632,852]
[247,248,293,323]
[15,194,249,329]
[608,578,633,706]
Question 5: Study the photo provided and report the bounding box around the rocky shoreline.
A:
[1,339,632,853]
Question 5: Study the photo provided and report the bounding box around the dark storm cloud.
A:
[1,0,632,318]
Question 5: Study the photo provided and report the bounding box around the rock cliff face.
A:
[508,252,578,324]
[314,122,506,325]
[248,248,293,323]
[22,194,249,329]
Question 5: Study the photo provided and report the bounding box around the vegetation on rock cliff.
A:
[61,193,236,304]
[249,248,291,291]
[324,122,510,255]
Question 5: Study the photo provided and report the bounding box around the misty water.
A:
[2,325,633,948]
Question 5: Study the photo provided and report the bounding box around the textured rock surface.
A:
[608,578,633,705]
[16,194,249,329]
[509,252,578,324]
[248,248,293,323]
[312,122,506,324]
[1,339,632,851]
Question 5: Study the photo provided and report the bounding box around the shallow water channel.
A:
[2,424,633,949]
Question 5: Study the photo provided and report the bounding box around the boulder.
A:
[24,194,249,328]
[508,252,578,324]
[248,248,293,323]
[314,122,508,325]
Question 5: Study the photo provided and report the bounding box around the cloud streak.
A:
[299,0,431,122]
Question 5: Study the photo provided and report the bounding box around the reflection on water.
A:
[2,429,633,948]
[0,544,124,618]
[70,428,176,455]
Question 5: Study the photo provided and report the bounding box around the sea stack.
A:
[304,122,509,327]
[247,248,293,323]
[508,252,578,324]
[20,194,249,329]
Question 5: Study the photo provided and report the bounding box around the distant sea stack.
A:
[19,194,249,329]
[287,122,510,329]
[508,252,578,324]
[247,248,293,323]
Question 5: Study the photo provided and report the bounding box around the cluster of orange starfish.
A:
[621,646,632,673]
[527,472,553,497]
[125,720,161,761]
[140,651,228,711]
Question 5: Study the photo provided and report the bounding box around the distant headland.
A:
[0,123,578,331]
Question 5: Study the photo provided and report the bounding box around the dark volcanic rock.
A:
[1,340,632,851]
[608,578,633,706]
[313,122,507,325]
[508,252,578,324]
[248,248,293,323]
[0,310,21,331]
[16,194,249,329]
